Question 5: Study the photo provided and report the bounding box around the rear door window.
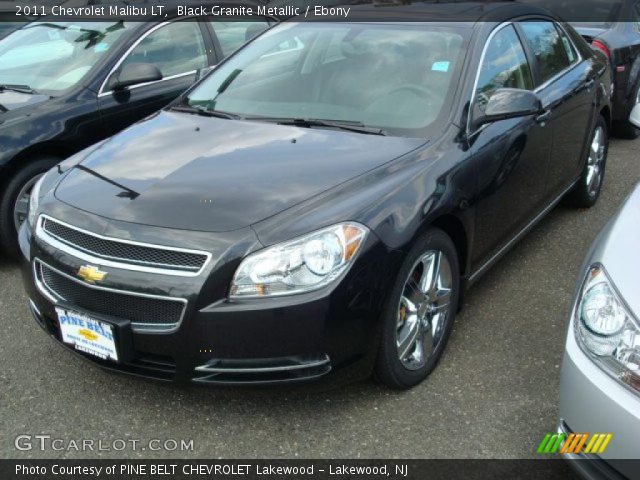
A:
[519,21,575,84]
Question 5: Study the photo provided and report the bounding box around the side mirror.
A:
[630,104,640,128]
[474,88,543,128]
[108,63,162,91]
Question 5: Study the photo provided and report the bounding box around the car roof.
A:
[321,1,559,24]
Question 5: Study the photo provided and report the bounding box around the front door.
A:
[470,24,552,268]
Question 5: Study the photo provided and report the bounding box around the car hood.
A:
[55,110,425,232]
[0,90,50,113]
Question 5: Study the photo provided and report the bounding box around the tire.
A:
[375,228,460,389]
[565,115,609,209]
[0,157,59,258]
[613,83,640,139]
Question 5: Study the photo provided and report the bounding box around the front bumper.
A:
[19,209,401,386]
[559,325,640,479]
[558,421,636,480]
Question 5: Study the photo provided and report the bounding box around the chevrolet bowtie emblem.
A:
[77,265,107,284]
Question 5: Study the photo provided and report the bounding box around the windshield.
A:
[0,21,130,94]
[186,22,469,138]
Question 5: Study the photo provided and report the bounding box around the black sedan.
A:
[20,2,612,389]
[0,6,272,257]
[524,0,640,138]
[0,1,28,39]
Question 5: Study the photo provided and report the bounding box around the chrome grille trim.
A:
[33,258,188,333]
[36,215,211,277]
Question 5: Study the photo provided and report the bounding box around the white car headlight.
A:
[27,175,46,227]
[230,222,369,298]
[575,265,640,392]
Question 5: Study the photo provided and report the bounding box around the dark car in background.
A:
[0,0,36,39]
[0,6,273,257]
[0,0,172,39]
[0,21,22,39]
[524,0,640,138]
[20,2,612,389]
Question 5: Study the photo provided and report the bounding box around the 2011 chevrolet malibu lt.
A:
[19,2,612,388]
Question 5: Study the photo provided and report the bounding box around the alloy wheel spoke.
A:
[591,131,600,154]
[432,288,452,311]
[586,166,595,189]
[397,318,421,360]
[418,251,440,294]
[15,196,29,216]
[400,295,418,315]
[404,279,425,304]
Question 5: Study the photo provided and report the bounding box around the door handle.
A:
[584,79,595,90]
[536,110,552,125]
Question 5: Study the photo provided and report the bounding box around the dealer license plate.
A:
[55,308,119,362]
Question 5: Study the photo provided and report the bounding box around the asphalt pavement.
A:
[1,137,638,460]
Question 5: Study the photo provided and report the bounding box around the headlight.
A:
[575,265,640,393]
[27,175,46,227]
[230,222,369,298]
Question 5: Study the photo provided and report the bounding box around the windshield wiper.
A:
[0,84,37,94]
[75,165,140,200]
[170,105,241,120]
[243,117,387,136]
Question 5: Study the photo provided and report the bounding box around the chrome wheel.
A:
[12,174,42,232]
[395,250,453,371]
[586,126,606,197]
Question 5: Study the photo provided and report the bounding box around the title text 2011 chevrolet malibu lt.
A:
[20,3,612,388]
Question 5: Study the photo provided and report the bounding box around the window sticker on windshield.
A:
[94,43,109,53]
[48,31,60,40]
[432,61,450,72]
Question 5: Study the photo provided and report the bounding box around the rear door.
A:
[517,20,596,197]
[97,21,213,138]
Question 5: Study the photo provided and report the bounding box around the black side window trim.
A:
[512,22,540,86]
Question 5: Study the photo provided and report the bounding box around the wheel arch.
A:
[0,143,71,187]
[398,212,469,279]
[430,214,469,280]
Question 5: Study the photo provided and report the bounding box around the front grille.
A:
[40,216,209,274]
[35,260,186,329]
